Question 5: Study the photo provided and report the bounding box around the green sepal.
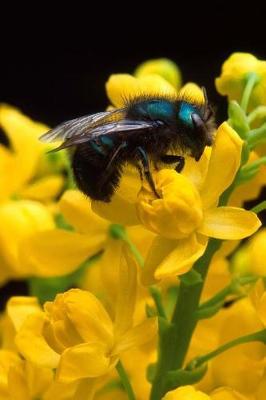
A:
[146,304,157,318]
[147,363,157,383]
[196,301,224,320]
[164,364,207,391]
[180,269,203,287]
[228,101,250,138]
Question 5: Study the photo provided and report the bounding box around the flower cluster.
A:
[0,55,265,400]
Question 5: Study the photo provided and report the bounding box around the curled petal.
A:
[142,234,208,285]
[15,312,60,369]
[200,122,243,209]
[198,207,261,240]
[19,229,105,277]
[106,74,177,108]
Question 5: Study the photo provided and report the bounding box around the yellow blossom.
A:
[162,386,210,399]
[232,229,266,276]
[0,350,54,400]
[249,279,266,326]
[0,104,65,203]
[135,58,182,88]
[20,189,153,279]
[210,298,266,397]
[215,52,266,109]
[0,200,54,284]
[138,123,260,283]
[9,250,157,396]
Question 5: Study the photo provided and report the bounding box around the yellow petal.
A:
[106,74,177,108]
[199,207,261,240]
[163,386,210,400]
[114,249,137,338]
[200,122,243,209]
[15,312,60,368]
[57,343,114,382]
[155,234,208,280]
[135,58,181,88]
[0,104,48,193]
[59,190,109,234]
[92,166,141,225]
[114,317,157,354]
[20,175,64,201]
[0,350,20,394]
[182,147,211,191]
[211,387,250,400]
[0,200,54,278]
[19,229,105,277]
[56,289,114,347]
[142,234,208,285]
[7,296,41,331]
[179,83,205,105]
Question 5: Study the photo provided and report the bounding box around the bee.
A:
[41,89,215,202]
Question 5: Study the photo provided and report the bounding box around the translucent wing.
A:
[56,120,157,150]
[40,109,124,143]
[40,108,158,151]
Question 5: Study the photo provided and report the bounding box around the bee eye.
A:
[178,103,196,127]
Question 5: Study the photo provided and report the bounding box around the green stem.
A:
[150,239,221,400]
[247,122,266,148]
[187,329,266,370]
[247,105,266,125]
[150,286,167,319]
[251,200,266,214]
[199,275,258,310]
[109,224,144,267]
[116,361,136,400]
[240,72,259,113]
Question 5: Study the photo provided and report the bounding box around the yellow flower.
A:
[162,386,210,399]
[46,255,156,383]
[0,200,54,285]
[200,256,231,302]
[215,53,266,109]
[163,386,250,400]
[249,279,266,326]
[20,189,153,279]
[135,58,182,88]
[210,298,266,397]
[232,229,266,277]
[210,387,250,400]
[0,349,54,400]
[0,104,65,203]
[10,250,157,396]
[139,123,260,283]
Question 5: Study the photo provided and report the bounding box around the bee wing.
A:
[40,109,124,143]
[44,118,157,151]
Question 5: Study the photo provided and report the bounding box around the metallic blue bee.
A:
[41,90,215,202]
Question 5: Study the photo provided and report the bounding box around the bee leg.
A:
[97,142,127,185]
[160,155,185,172]
[136,147,160,198]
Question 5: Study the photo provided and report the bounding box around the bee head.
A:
[177,89,215,160]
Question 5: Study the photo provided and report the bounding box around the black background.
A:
[0,3,265,305]
[1,3,266,126]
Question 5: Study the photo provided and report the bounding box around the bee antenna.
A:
[201,86,210,121]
